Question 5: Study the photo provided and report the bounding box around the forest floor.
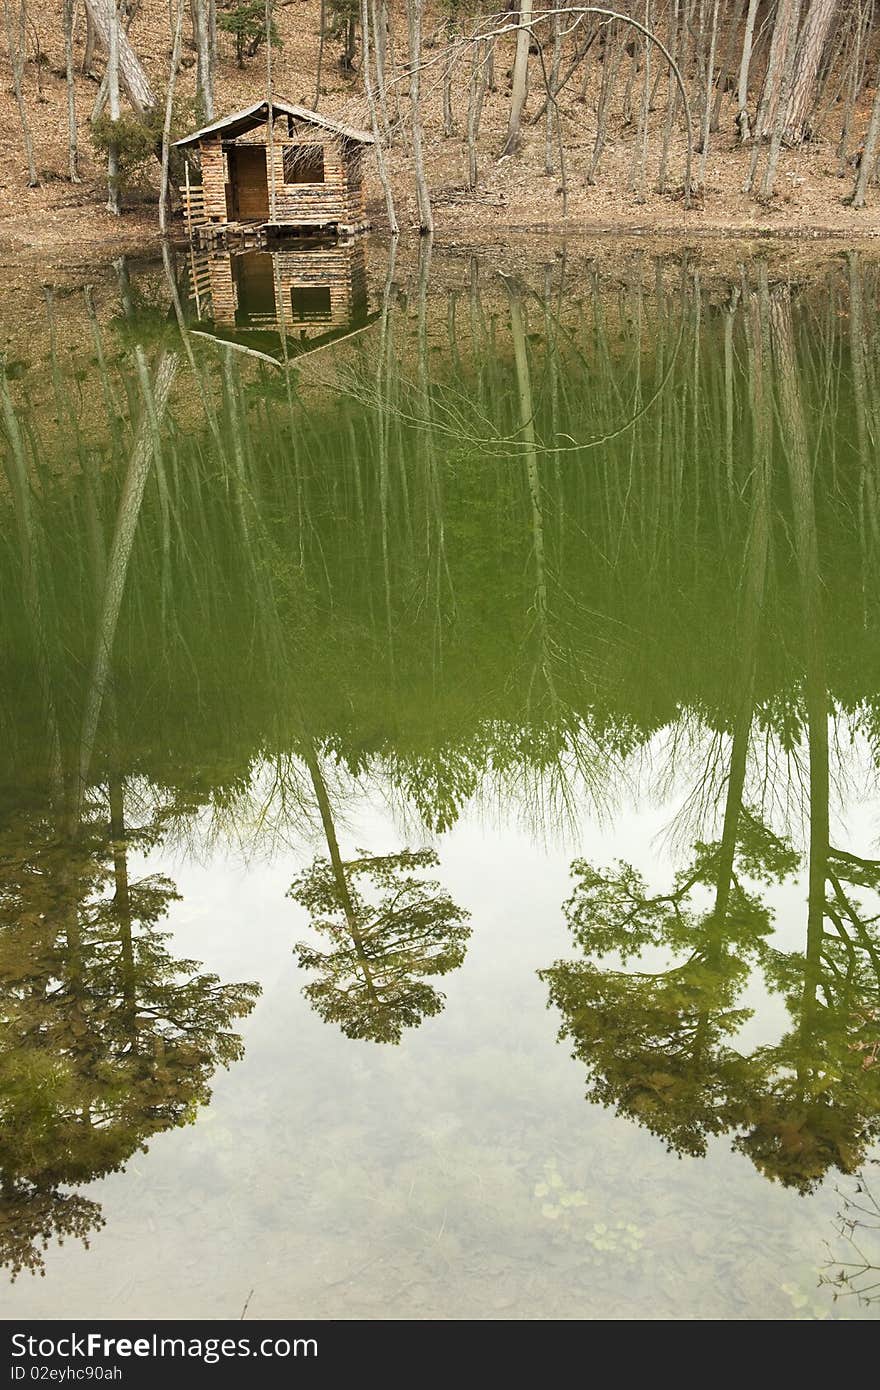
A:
[1,1,879,261]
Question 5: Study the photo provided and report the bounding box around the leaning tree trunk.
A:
[504,0,534,156]
[3,0,39,186]
[75,350,179,820]
[159,0,184,234]
[84,0,158,112]
[406,0,433,233]
[782,0,838,143]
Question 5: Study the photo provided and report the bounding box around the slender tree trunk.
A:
[371,0,391,136]
[504,0,534,156]
[75,350,178,819]
[159,0,184,235]
[736,0,760,138]
[657,0,680,187]
[852,52,880,206]
[466,37,489,188]
[193,0,214,120]
[769,282,828,995]
[105,0,121,215]
[63,0,81,181]
[588,23,624,184]
[406,0,433,233]
[314,0,325,106]
[544,8,563,174]
[3,0,39,187]
[443,24,454,136]
[698,0,720,183]
[83,9,96,73]
[508,282,553,698]
[361,0,398,231]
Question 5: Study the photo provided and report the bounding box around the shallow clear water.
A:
[2,240,880,1319]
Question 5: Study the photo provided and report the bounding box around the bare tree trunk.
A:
[64,0,81,181]
[835,3,866,174]
[466,36,489,188]
[406,0,433,233]
[544,7,563,174]
[630,2,651,199]
[698,0,720,183]
[105,0,120,214]
[760,0,804,196]
[736,0,760,138]
[783,0,838,143]
[588,22,624,184]
[710,0,743,132]
[657,0,680,187]
[314,0,325,107]
[75,350,178,820]
[759,0,798,137]
[372,0,391,135]
[361,0,398,232]
[193,0,214,120]
[85,0,157,112]
[83,9,96,73]
[503,0,534,155]
[852,52,880,206]
[159,0,184,234]
[3,0,39,187]
[443,23,454,136]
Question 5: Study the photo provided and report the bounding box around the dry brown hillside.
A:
[2,2,880,253]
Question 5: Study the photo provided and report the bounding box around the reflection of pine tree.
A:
[541,815,795,1157]
[0,804,260,1279]
[290,847,470,1044]
[289,745,470,1043]
[736,846,880,1192]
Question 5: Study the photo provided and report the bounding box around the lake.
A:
[1,236,879,1319]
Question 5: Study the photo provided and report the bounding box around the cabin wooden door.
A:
[229,146,269,222]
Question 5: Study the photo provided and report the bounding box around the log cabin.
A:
[175,98,374,242]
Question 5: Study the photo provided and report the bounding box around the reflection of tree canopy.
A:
[290,848,471,1044]
[541,819,880,1191]
[0,807,260,1279]
[540,817,793,1157]
[735,847,880,1193]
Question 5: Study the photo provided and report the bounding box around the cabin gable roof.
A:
[174,99,375,148]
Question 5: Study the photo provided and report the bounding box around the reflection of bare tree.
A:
[822,1167,880,1308]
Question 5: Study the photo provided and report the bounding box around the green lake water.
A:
[2,239,880,1319]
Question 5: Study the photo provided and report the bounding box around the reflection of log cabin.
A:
[175,98,374,241]
[185,240,377,361]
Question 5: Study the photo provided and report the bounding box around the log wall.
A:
[195,116,368,231]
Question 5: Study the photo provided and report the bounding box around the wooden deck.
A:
[180,205,370,250]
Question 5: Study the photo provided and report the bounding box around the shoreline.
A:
[1,208,879,271]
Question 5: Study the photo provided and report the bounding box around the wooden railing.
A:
[180,183,207,234]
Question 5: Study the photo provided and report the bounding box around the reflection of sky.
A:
[7,743,880,1320]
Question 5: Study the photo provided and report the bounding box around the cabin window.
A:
[283,145,325,184]
[291,286,331,322]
